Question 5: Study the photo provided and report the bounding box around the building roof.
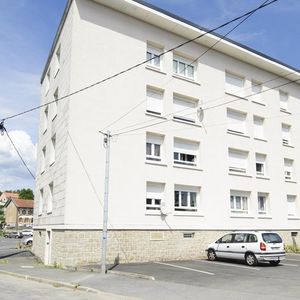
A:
[41,0,300,84]
[4,198,34,209]
[3,192,19,199]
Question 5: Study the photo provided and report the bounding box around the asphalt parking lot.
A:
[114,254,300,299]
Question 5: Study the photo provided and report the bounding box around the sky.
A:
[0,0,299,191]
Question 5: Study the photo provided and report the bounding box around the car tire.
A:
[269,260,280,266]
[27,240,33,246]
[207,249,217,261]
[245,253,257,266]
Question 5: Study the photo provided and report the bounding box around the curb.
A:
[0,269,137,300]
[108,270,155,281]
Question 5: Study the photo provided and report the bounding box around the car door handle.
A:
[241,246,245,248]
[226,246,230,248]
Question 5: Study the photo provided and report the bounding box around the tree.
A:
[0,206,5,229]
[18,189,34,200]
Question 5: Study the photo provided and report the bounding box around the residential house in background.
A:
[33,0,300,267]
[4,198,34,227]
[0,192,19,206]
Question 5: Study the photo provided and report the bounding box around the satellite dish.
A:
[197,107,204,122]
[160,202,169,215]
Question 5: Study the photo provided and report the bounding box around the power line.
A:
[1,0,278,123]
[99,0,273,132]
[112,77,300,136]
[0,122,35,180]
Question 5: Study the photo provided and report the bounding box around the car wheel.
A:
[269,260,280,266]
[27,240,33,246]
[245,253,257,266]
[207,249,217,261]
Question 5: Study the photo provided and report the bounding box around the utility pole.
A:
[101,131,111,274]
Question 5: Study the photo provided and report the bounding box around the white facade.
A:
[33,0,300,266]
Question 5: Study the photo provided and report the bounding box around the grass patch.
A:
[285,244,300,253]
[0,259,8,264]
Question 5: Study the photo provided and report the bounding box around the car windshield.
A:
[262,233,282,244]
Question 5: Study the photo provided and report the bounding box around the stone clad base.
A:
[32,229,300,267]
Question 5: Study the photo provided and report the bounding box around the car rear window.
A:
[262,233,282,244]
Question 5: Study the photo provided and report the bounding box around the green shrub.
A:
[285,244,300,253]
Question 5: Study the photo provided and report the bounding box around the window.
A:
[280,90,289,112]
[38,189,44,216]
[43,106,49,133]
[47,182,53,214]
[22,209,26,215]
[225,72,244,97]
[219,234,233,243]
[227,108,247,135]
[173,95,197,123]
[251,81,263,104]
[284,158,294,181]
[233,233,247,243]
[230,191,249,214]
[282,123,291,146]
[253,115,265,140]
[146,182,164,211]
[49,134,56,165]
[256,153,266,176]
[52,88,58,120]
[41,146,46,173]
[247,234,258,243]
[287,195,297,217]
[228,148,248,174]
[146,44,162,69]
[258,193,268,215]
[173,55,195,80]
[146,133,164,161]
[54,45,61,75]
[173,138,198,167]
[45,69,50,95]
[146,87,163,115]
[174,185,198,212]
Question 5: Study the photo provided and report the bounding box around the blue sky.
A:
[0,0,299,191]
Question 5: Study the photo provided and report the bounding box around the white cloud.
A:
[0,130,36,191]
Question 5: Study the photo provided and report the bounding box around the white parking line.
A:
[280,263,299,267]
[154,262,215,275]
[195,259,261,271]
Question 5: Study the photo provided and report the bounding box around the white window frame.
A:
[173,55,195,80]
[43,106,49,133]
[227,108,247,135]
[284,158,294,181]
[47,182,53,214]
[282,123,291,146]
[258,193,268,215]
[225,72,245,97]
[146,133,164,162]
[41,146,46,174]
[174,185,198,212]
[146,182,164,211]
[54,45,61,76]
[45,69,50,95]
[38,189,44,216]
[287,195,297,217]
[251,80,263,104]
[49,134,56,165]
[230,191,249,214]
[256,153,266,177]
[228,148,248,174]
[146,44,162,69]
[280,90,289,112]
[253,115,265,140]
[173,95,198,124]
[146,87,163,116]
[52,88,58,120]
[173,138,199,167]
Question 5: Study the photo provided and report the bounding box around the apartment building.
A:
[33,0,300,267]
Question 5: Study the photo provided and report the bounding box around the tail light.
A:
[260,242,266,251]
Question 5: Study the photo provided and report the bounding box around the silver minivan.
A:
[206,231,285,266]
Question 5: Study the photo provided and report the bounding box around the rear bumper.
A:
[256,252,286,262]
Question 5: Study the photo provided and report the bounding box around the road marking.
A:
[280,263,298,267]
[195,259,261,271]
[154,262,215,275]
[21,266,34,269]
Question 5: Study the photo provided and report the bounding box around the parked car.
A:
[206,231,285,266]
[4,231,22,239]
[21,229,33,237]
[22,236,33,246]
